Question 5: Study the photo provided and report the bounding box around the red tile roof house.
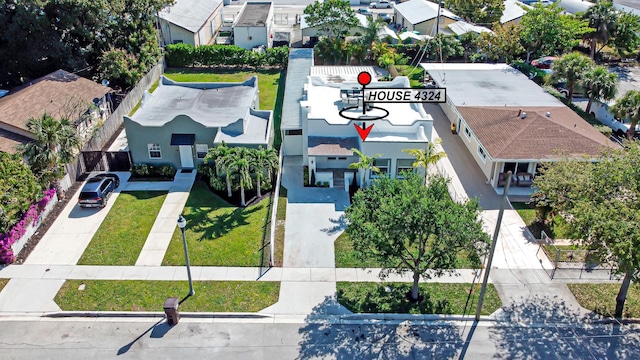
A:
[0,69,111,154]
[421,63,619,195]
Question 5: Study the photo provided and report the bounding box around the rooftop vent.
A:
[546,112,551,117]
[521,112,527,119]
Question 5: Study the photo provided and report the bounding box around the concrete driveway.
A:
[24,171,132,265]
[281,156,349,268]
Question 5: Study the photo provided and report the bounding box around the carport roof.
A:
[159,0,222,33]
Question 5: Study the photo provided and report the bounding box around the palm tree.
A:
[581,66,618,114]
[230,147,253,207]
[611,90,640,139]
[402,138,447,185]
[251,146,279,198]
[551,52,594,100]
[20,112,80,191]
[204,142,235,198]
[348,148,381,188]
[583,2,617,59]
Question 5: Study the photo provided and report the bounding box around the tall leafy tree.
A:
[345,173,489,301]
[519,3,592,61]
[348,148,381,189]
[532,142,640,318]
[19,113,81,191]
[303,0,359,40]
[582,1,618,59]
[478,23,524,62]
[444,0,504,26]
[611,12,640,58]
[580,65,618,114]
[459,32,480,61]
[551,52,594,100]
[402,138,447,185]
[426,34,463,62]
[0,153,42,233]
[611,90,640,139]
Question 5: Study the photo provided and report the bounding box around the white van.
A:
[590,100,640,136]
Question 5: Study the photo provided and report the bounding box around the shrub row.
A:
[165,44,289,68]
[0,188,57,264]
[131,163,177,179]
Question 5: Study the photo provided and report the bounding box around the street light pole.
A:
[475,171,512,321]
[177,215,195,296]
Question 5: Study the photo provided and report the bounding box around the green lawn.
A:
[511,202,573,240]
[55,280,279,312]
[568,283,640,318]
[395,65,425,88]
[78,191,167,265]
[337,282,501,315]
[274,186,287,267]
[129,79,160,116]
[162,181,270,266]
[334,232,480,269]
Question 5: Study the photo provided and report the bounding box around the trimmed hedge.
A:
[165,44,289,68]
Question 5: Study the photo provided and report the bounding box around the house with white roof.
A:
[421,63,617,194]
[124,76,273,169]
[281,50,434,188]
[158,0,223,46]
[502,0,531,25]
[393,0,460,36]
[447,21,492,36]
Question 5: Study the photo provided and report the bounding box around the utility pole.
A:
[435,1,443,36]
[475,171,512,321]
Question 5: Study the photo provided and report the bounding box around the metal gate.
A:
[106,151,132,171]
[81,151,106,173]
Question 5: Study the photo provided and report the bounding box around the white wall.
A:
[315,156,356,169]
[282,133,303,155]
[315,171,334,187]
[161,20,196,46]
[234,26,269,49]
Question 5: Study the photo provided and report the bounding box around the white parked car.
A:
[590,100,640,136]
[370,0,392,9]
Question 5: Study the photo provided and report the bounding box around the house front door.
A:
[179,145,194,169]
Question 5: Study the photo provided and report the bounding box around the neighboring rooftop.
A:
[308,136,358,156]
[457,106,617,160]
[281,49,313,130]
[447,21,492,36]
[501,0,530,23]
[394,0,459,25]
[159,0,222,33]
[555,0,593,14]
[0,129,30,154]
[236,2,272,27]
[311,66,380,83]
[0,69,110,134]
[130,76,257,127]
[421,63,564,107]
[614,0,640,15]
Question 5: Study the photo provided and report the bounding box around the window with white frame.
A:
[148,144,162,159]
[396,159,414,178]
[464,125,471,140]
[196,144,208,159]
[478,145,487,163]
[372,158,390,178]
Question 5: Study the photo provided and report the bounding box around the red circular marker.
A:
[357,71,372,86]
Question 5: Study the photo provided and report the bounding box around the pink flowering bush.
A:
[0,188,56,264]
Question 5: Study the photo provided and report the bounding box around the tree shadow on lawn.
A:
[297,296,464,359]
[490,295,640,359]
[186,203,263,241]
[337,283,453,315]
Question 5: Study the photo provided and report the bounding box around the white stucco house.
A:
[421,63,618,194]
[233,2,274,49]
[281,50,435,189]
[158,0,223,46]
[393,0,460,36]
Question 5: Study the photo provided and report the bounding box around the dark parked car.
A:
[531,56,558,69]
[379,13,392,23]
[78,173,120,208]
[357,8,373,16]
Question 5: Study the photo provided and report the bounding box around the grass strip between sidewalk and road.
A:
[337,282,501,315]
[274,186,287,267]
[78,191,168,266]
[568,283,640,318]
[162,182,270,267]
[55,280,280,312]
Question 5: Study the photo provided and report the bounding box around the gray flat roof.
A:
[421,63,564,107]
[214,111,270,144]
[281,49,313,130]
[159,0,222,33]
[236,3,271,27]
[130,76,256,127]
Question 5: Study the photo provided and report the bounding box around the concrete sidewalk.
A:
[135,171,196,266]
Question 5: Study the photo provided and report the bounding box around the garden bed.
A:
[55,280,280,312]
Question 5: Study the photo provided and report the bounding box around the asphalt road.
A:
[1,316,639,359]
